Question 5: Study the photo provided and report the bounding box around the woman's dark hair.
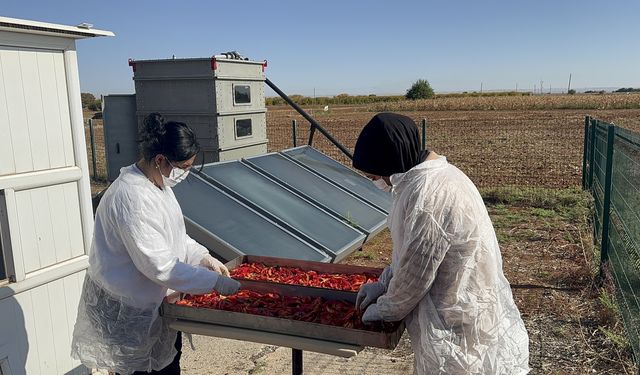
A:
[139,112,200,162]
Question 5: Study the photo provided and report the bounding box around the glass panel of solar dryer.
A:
[173,175,331,262]
[200,161,365,259]
[283,146,392,213]
[245,153,387,234]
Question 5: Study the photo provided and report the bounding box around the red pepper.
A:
[230,263,379,292]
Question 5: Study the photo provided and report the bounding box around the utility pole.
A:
[480,82,483,93]
[567,73,572,93]
[534,84,537,94]
[515,83,518,92]
[540,80,544,94]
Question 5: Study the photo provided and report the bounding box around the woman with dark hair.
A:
[71,113,239,374]
[353,113,529,374]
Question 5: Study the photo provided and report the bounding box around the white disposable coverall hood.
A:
[376,156,530,374]
[71,164,219,374]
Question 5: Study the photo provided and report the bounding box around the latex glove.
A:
[200,254,230,277]
[362,304,383,324]
[355,281,385,310]
[213,275,240,296]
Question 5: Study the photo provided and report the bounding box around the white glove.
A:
[362,304,383,324]
[213,275,240,296]
[200,254,230,277]
[355,281,385,310]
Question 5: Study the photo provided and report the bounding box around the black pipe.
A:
[265,78,353,160]
[292,348,303,375]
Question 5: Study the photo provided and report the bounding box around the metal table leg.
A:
[292,348,303,374]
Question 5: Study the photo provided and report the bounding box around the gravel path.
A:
[181,332,414,374]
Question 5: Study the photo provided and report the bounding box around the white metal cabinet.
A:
[0,16,112,375]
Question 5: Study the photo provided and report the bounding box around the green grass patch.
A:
[531,207,556,218]
[481,187,587,209]
[486,187,592,246]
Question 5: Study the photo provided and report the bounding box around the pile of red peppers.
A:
[176,290,377,330]
[229,262,378,292]
[175,263,391,331]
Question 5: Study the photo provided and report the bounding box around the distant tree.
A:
[406,79,434,100]
[568,89,576,95]
[88,99,102,111]
[81,93,96,108]
[615,87,640,93]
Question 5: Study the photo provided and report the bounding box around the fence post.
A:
[89,119,97,180]
[421,119,427,151]
[292,119,297,147]
[600,124,616,268]
[588,119,597,190]
[308,124,316,146]
[582,116,590,190]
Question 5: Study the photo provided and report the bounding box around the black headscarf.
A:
[352,112,427,176]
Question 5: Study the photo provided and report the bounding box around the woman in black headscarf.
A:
[353,113,529,375]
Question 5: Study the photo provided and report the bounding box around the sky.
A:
[2,0,639,97]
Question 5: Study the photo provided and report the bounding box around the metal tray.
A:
[161,278,404,349]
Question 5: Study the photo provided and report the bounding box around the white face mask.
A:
[158,158,190,188]
[373,178,391,192]
[162,168,189,187]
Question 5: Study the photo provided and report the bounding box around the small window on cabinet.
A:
[233,85,251,105]
[235,119,252,138]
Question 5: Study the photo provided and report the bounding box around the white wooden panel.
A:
[30,287,57,374]
[0,299,15,349]
[47,279,73,373]
[14,291,40,375]
[0,297,29,375]
[63,271,82,339]
[14,183,83,274]
[63,183,85,258]
[48,184,72,262]
[29,188,56,269]
[0,48,32,173]
[0,31,76,51]
[1,270,86,375]
[37,51,66,168]
[14,191,39,273]
[0,166,81,191]
[18,50,50,171]
[0,256,88,300]
[0,52,16,176]
[54,53,74,167]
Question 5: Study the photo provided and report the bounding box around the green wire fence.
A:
[583,116,640,363]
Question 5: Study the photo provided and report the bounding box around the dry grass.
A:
[266,106,640,189]
[365,93,640,112]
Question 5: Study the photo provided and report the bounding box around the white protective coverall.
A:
[71,164,220,374]
[376,155,530,374]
